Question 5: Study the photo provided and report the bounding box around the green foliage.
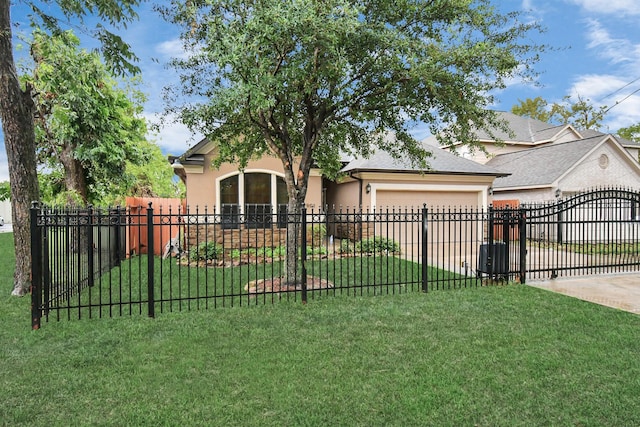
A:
[189,241,223,261]
[307,223,326,247]
[0,181,10,201]
[512,95,607,130]
[511,96,552,122]
[618,123,640,142]
[340,237,400,255]
[26,29,150,206]
[27,0,143,76]
[120,140,185,201]
[161,0,546,192]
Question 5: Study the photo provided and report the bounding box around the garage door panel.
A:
[376,190,478,209]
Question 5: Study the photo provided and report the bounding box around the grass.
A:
[2,232,640,425]
[45,252,464,320]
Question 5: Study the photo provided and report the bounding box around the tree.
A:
[511,96,552,122]
[550,95,607,130]
[511,95,607,130]
[0,181,9,201]
[27,29,147,206]
[125,140,185,200]
[0,0,141,296]
[617,123,640,142]
[161,0,545,285]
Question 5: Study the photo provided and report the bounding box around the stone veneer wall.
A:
[186,220,376,251]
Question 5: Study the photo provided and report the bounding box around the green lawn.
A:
[2,232,640,425]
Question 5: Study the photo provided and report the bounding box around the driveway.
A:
[0,223,12,233]
[528,273,640,315]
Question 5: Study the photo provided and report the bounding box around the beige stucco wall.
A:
[327,173,494,211]
[185,153,322,210]
[326,179,361,210]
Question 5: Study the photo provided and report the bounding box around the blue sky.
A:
[2,0,640,182]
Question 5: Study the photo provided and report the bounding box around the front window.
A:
[219,172,288,228]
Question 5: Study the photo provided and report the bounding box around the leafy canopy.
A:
[26,29,148,205]
[617,123,640,142]
[23,0,142,75]
[511,95,607,130]
[161,0,545,202]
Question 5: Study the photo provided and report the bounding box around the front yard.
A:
[2,232,640,425]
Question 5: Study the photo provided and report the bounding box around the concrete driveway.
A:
[0,223,13,233]
[528,273,640,315]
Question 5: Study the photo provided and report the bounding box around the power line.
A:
[602,86,640,114]
[601,75,640,100]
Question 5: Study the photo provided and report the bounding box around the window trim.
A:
[215,169,286,215]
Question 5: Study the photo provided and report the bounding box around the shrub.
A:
[307,223,326,247]
[189,241,223,261]
[339,237,400,255]
[359,237,400,254]
[339,239,356,254]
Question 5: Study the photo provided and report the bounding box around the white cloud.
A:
[567,0,640,15]
[584,19,636,64]
[155,38,189,60]
[144,112,202,155]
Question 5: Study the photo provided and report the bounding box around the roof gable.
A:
[487,135,640,189]
[473,111,582,144]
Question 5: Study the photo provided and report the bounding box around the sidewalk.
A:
[527,273,640,315]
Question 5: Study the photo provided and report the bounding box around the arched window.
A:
[219,172,288,228]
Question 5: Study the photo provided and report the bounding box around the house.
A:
[171,134,507,215]
[486,134,640,202]
[170,133,507,253]
[422,111,640,203]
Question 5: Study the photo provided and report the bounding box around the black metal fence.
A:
[30,187,640,328]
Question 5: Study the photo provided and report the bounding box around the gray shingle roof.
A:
[473,111,574,143]
[341,139,506,176]
[486,135,607,189]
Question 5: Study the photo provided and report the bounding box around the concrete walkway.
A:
[527,273,640,315]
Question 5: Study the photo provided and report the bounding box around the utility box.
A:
[478,242,508,276]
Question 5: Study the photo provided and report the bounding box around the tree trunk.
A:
[0,0,41,296]
[60,144,89,204]
[285,198,303,286]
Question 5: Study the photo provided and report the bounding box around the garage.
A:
[374,188,482,210]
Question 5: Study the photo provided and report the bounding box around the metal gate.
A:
[490,188,640,283]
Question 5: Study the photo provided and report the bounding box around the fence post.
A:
[87,205,95,287]
[487,205,495,280]
[519,208,527,284]
[147,202,155,318]
[502,208,510,280]
[421,204,428,293]
[557,209,564,245]
[301,207,308,304]
[30,202,43,330]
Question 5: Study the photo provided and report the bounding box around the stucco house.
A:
[170,134,507,216]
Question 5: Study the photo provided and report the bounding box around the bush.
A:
[359,237,400,254]
[189,241,223,261]
[339,237,400,255]
[307,223,326,247]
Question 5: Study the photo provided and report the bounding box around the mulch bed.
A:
[245,276,334,295]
